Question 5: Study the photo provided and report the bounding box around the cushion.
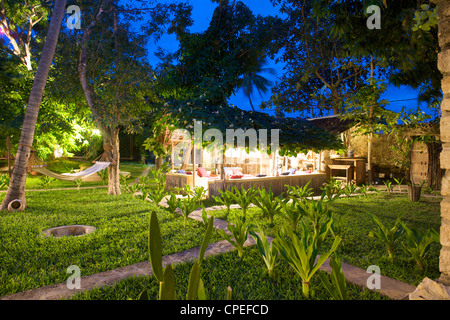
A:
[185,171,192,175]
[256,173,267,177]
[230,175,244,179]
[232,168,243,175]
[176,169,186,174]
[197,167,209,177]
[281,172,290,176]
[224,167,233,176]
[288,168,297,175]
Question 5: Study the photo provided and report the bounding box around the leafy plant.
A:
[0,174,10,190]
[275,197,303,231]
[232,185,257,221]
[318,255,349,300]
[213,188,235,217]
[218,217,252,258]
[273,220,342,298]
[39,175,56,190]
[297,194,332,237]
[368,214,404,262]
[193,186,207,204]
[285,181,313,202]
[74,179,82,190]
[320,178,343,202]
[393,177,404,192]
[383,180,393,194]
[163,193,180,218]
[249,227,277,277]
[343,182,357,198]
[147,185,168,206]
[142,211,214,300]
[252,186,282,225]
[400,222,440,271]
[177,196,200,226]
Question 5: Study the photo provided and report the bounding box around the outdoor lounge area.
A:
[1,0,450,310]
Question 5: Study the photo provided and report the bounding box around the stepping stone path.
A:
[1,195,417,301]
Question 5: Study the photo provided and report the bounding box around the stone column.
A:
[433,0,450,285]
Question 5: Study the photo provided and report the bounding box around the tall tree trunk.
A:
[432,0,450,285]
[102,126,121,195]
[0,0,67,211]
[367,56,375,185]
[77,1,121,195]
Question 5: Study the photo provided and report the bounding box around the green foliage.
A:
[273,220,342,298]
[318,255,349,300]
[297,194,332,237]
[412,4,439,32]
[218,217,252,258]
[232,185,257,221]
[400,222,440,271]
[275,197,303,231]
[177,196,200,227]
[213,188,235,217]
[0,174,10,190]
[252,186,282,225]
[368,214,404,262]
[393,177,404,192]
[383,180,393,194]
[320,178,343,202]
[249,227,277,277]
[285,181,314,202]
[163,193,180,219]
[343,183,357,198]
[38,175,56,190]
[145,210,215,300]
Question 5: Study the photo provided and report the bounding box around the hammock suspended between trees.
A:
[27,148,111,181]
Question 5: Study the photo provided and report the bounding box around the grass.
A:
[205,192,442,286]
[0,188,220,297]
[0,184,442,300]
[70,246,387,300]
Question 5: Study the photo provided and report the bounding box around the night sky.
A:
[149,0,429,119]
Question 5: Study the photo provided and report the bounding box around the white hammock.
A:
[32,161,111,181]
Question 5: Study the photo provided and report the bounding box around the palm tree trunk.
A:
[0,0,67,211]
[432,0,450,285]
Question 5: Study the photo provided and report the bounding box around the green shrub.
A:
[368,214,404,262]
[249,227,277,277]
[213,188,235,217]
[218,217,252,258]
[232,185,257,221]
[273,219,342,298]
[318,255,349,300]
[252,186,281,225]
[400,222,440,271]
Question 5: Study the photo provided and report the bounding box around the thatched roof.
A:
[307,114,354,135]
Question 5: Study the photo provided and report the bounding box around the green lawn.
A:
[0,188,220,297]
[0,186,442,300]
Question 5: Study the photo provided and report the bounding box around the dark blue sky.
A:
[148,0,429,119]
